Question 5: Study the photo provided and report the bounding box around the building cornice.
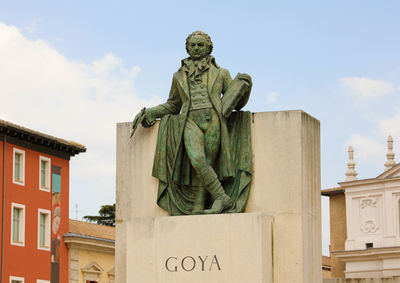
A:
[337,176,400,190]
[63,232,114,254]
[0,119,86,159]
[334,246,400,262]
[321,187,344,196]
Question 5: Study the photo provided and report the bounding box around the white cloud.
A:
[0,22,161,218]
[339,77,394,99]
[347,134,385,161]
[380,112,400,137]
[266,91,278,104]
[380,113,400,159]
[92,53,123,73]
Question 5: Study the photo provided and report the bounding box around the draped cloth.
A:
[152,111,252,216]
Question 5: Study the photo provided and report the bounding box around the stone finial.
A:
[384,135,396,171]
[345,146,358,181]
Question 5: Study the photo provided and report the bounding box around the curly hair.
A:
[185,31,213,56]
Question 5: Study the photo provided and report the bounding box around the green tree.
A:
[83,203,115,226]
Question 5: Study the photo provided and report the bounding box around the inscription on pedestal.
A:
[165,255,221,272]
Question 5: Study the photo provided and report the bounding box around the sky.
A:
[1,1,400,256]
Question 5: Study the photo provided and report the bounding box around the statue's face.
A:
[187,35,209,60]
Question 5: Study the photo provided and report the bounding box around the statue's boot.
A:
[197,166,231,214]
[192,188,207,215]
[203,178,231,214]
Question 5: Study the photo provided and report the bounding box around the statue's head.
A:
[185,31,213,60]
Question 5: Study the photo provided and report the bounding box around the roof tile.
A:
[69,219,114,241]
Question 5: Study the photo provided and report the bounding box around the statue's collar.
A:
[180,55,219,72]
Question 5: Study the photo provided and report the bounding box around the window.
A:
[81,262,103,282]
[13,148,25,185]
[9,276,24,283]
[38,209,51,250]
[37,280,50,283]
[11,203,25,246]
[39,156,51,191]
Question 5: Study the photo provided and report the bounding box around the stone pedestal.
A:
[116,110,322,283]
[124,213,272,283]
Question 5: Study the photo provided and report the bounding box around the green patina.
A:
[131,31,252,215]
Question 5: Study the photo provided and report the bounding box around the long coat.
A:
[149,59,235,183]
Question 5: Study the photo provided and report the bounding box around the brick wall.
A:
[330,192,347,278]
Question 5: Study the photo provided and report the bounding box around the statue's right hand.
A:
[130,108,146,138]
[142,111,156,128]
[133,109,145,125]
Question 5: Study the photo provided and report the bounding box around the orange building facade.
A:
[0,119,85,283]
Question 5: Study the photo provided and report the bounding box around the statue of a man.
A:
[132,31,252,215]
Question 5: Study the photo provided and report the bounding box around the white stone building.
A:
[332,136,400,278]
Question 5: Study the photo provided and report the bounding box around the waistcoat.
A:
[188,71,213,110]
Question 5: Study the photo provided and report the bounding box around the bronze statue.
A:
[132,31,253,215]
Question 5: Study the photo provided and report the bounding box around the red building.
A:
[0,119,85,283]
